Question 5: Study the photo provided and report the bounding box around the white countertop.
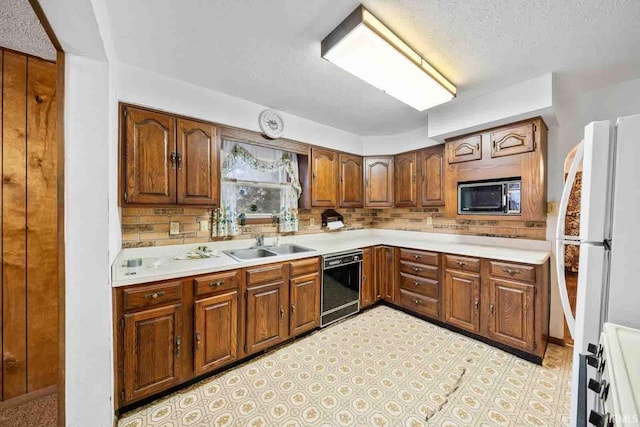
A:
[111,229,551,287]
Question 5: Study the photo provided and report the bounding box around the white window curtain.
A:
[213,141,301,236]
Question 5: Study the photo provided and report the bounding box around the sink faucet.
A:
[255,234,265,247]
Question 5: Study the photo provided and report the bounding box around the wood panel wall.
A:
[0,48,58,401]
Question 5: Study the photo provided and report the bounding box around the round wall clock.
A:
[259,109,284,139]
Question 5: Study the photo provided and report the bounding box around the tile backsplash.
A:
[121,206,546,248]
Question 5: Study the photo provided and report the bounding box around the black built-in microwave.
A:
[458,178,521,215]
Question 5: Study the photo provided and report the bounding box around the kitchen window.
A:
[216,141,301,236]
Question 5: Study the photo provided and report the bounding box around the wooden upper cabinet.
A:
[447,134,481,164]
[194,291,238,375]
[444,269,480,333]
[419,145,445,206]
[289,272,320,336]
[123,304,183,403]
[245,280,289,354]
[394,152,417,207]
[488,278,534,351]
[490,122,535,158]
[176,118,219,206]
[339,153,364,208]
[124,107,176,204]
[364,156,394,208]
[311,148,339,207]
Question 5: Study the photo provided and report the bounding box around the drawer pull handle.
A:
[413,281,421,286]
[195,332,201,351]
[176,336,182,356]
[502,268,520,275]
[413,255,421,259]
[413,267,422,273]
[209,281,224,287]
[456,261,467,267]
[414,299,421,305]
[489,303,495,314]
[144,291,165,300]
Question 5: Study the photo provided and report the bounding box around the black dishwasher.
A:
[321,249,362,327]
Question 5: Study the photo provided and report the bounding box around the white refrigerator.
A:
[555,114,640,425]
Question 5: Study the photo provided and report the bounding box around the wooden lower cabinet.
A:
[123,303,183,403]
[444,269,480,333]
[375,246,396,303]
[289,272,320,336]
[360,247,375,308]
[245,280,289,354]
[194,291,238,375]
[487,278,535,351]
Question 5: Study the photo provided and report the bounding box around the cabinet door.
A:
[447,135,481,164]
[124,107,176,204]
[289,272,320,336]
[420,145,445,206]
[123,304,182,403]
[490,122,535,158]
[365,156,394,208]
[194,291,238,375]
[360,247,375,308]
[176,118,219,206]
[339,153,364,208]
[444,270,480,332]
[488,278,534,351]
[246,281,289,354]
[394,152,417,207]
[375,246,396,303]
[311,148,339,207]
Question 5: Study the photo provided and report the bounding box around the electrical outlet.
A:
[199,220,209,231]
[309,218,316,228]
[547,202,559,215]
[170,221,180,235]
[426,217,433,226]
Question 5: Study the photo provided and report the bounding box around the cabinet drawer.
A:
[399,273,438,299]
[123,281,182,312]
[290,257,319,278]
[194,270,241,297]
[246,263,286,287]
[399,249,438,266]
[489,261,536,283]
[444,254,481,273]
[399,261,439,280]
[400,289,439,318]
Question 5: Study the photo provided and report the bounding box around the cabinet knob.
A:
[291,304,296,313]
[413,267,422,273]
[413,255,421,259]
[175,336,182,356]
[413,281,421,286]
[489,303,495,313]
[209,281,224,287]
[195,332,201,351]
[280,306,284,318]
[474,299,479,312]
[414,299,420,305]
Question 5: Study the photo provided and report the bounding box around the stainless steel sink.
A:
[267,244,314,255]
[224,244,314,261]
[224,248,278,261]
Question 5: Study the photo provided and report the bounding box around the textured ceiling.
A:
[105,0,640,135]
[0,0,56,60]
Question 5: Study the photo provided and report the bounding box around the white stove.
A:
[583,323,640,426]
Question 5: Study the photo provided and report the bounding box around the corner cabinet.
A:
[394,152,418,207]
[364,156,394,208]
[339,153,364,208]
[311,148,339,207]
[121,105,219,207]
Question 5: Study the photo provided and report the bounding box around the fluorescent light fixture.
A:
[321,6,456,111]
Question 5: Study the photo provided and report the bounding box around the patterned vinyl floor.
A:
[118,306,573,427]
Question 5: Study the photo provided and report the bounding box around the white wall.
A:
[361,126,440,156]
[64,54,114,427]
